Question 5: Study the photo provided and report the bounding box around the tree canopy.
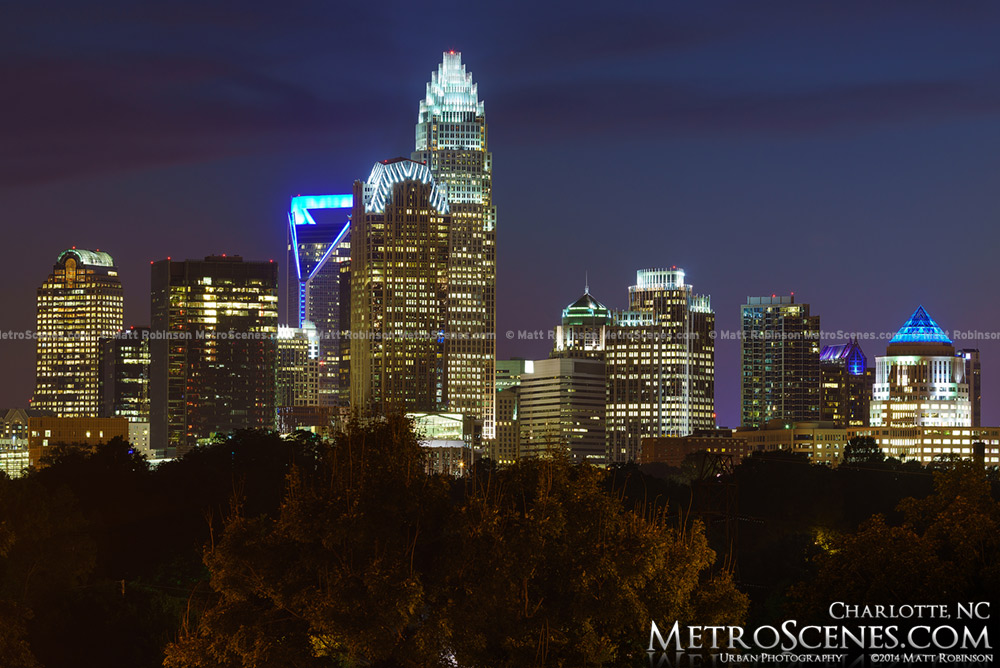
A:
[164,417,746,667]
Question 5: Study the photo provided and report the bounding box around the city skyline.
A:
[4,3,1000,428]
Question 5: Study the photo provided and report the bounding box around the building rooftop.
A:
[57,248,115,268]
[562,290,611,326]
[820,340,867,375]
[889,305,952,345]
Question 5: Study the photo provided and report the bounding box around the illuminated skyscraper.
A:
[32,249,124,417]
[870,306,971,427]
[412,51,496,438]
[606,268,715,463]
[286,194,352,406]
[740,295,820,428]
[150,256,279,455]
[350,158,450,414]
[552,288,611,360]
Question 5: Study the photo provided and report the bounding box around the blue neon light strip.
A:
[290,194,353,226]
[288,213,302,281]
[307,220,351,281]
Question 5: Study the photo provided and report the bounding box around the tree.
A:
[164,415,451,667]
[789,461,1000,620]
[442,457,746,667]
[164,419,747,667]
[841,436,885,467]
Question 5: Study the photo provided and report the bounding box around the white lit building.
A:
[606,268,715,463]
[412,51,497,440]
[871,306,971,428]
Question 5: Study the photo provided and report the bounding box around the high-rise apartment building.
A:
[286,194,352,407]
[870,306,971,427]
[150,256,279,455]
[412,51,496,438]
[740,295,820,428]
[819,340,873,427]
[519,357,606,464]
[350,159,450,415]
[606,268,715,463]
[32,249,124,417]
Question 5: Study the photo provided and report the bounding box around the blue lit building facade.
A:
[286,194,352,407]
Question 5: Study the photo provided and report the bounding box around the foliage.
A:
[788,461,1000,620]
[841,436,885,467]
[164,419,746,667]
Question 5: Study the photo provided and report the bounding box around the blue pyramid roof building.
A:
[889,306,952,345]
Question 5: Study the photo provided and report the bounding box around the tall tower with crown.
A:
[412,52,496,438]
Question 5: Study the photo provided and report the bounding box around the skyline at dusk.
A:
[4,2,1000,427]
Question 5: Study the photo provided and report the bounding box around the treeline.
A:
[1,420,742,667]
[1,427,997,667]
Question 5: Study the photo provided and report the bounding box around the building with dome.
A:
[870,306,972,428]
[32,249,123,417]
[552,287,612,359]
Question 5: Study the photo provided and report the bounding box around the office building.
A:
[959,349,981,427]
[32,249,124,417]
[870,306,971,427]
[286,194,352,407]
[519,357,606,464]
[493,359,531,465]
[851,425,1000,466]
[640,429,754,468]
[350,158,450,415]
[819,340,873,427]
[606,268,715,463]
[739,420,852,467]
[275,323,329,434]
[150,255,279,455]
[98,327,153,456]
[740,295,820,428]
[27,416,129,467]
[1,409,53,478]
[412,51,497,439]
[276,323,321,408]
[409,412,478,476]
[552,287,611,359]
[99,327,151,422]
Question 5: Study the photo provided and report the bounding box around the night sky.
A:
[3,1,1000,427]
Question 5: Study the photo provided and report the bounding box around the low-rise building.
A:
[640,429,754,467]
[27,416,130,467]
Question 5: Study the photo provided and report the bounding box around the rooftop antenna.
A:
[585,271,589,295]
